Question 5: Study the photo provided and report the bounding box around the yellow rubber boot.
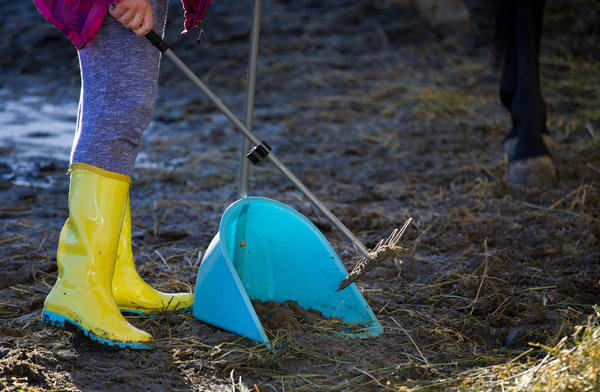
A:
[112,194,194,314]
[42,163,152,349]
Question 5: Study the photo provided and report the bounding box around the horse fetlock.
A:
[504,134,557,161]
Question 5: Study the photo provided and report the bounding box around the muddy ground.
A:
[1,0,599,390]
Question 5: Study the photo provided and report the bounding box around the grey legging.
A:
[71,0,168,177]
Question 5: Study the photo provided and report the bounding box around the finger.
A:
[132,18,150,36]
[108,3,126,19]
[131,8,153,36]
[126,12,144,31]
[133,25,149,36]
[116,9,136,27]
[139,11,153,36]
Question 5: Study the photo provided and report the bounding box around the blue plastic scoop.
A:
[192,197,383,344]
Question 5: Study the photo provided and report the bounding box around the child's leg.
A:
[70,0,194,316]
[72,0,168,177]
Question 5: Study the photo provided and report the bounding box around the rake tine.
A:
[384,228,399,246]
[337,217,413,291]
[373,238,385,251]
[397,218,412,239]
[389,218,411,246]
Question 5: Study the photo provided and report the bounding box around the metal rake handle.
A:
[144,30,372,260]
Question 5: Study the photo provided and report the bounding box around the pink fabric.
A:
[182,0,211,33]
[32,0,211,49]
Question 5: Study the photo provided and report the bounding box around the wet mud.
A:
[1,0,599,390]
[251,300,324,333]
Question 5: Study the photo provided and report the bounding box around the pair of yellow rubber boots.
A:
[42,163,193,349]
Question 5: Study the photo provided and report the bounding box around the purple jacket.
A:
[33,0,211,49]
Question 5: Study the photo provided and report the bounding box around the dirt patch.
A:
[1,0,599,390]
[0,347,72,391]
[251,300,324,333]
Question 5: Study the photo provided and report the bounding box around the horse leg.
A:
[503,0,556,186]
[497,0,518,153]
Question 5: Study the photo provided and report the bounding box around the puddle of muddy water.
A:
[0,94,76,161]
[0,92,77,187]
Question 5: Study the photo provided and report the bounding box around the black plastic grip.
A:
[146,30,169,52]
[247,141,272,164]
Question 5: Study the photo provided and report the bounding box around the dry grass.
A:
[460,307,600,392]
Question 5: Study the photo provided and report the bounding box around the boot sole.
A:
[42,310,152,350]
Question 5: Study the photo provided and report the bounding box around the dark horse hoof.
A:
[507,156,557,187]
